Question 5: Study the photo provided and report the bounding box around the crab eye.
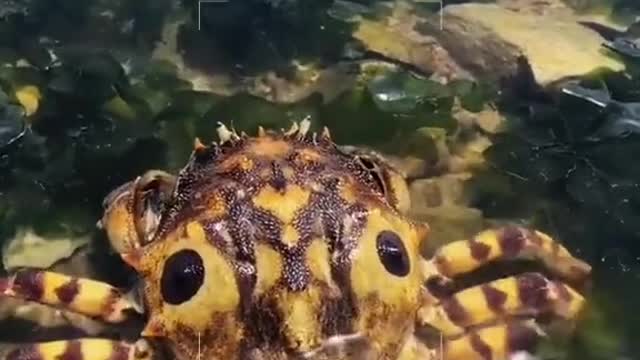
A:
[161,249,205,305]
[359,156,389,196]
[376,230,410,277]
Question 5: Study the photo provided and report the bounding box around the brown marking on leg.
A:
[481,284,507,313]
[59,340,82,360]
[506,322,540,353]
[55,278,80,304]
[424,275,455,299]
[469,333,492,360]
[441,297,469,326]
[469,241,491,261]
[517,273,550,310]
[6,346,42,360]
[432,254,452,277]
[110,343,131,360]
[12,270,44,301]
[499,227,526,257]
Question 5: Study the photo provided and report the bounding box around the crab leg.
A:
[417,272,585,337]
[421,226,591,288]
[438,320,543,360]
[2,338,153,360]
[397,321,542,360]
[0,269,138,323]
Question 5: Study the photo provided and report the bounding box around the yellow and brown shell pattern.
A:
[0,121,592,360]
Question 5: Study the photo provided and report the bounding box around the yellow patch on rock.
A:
[443,3,625,84]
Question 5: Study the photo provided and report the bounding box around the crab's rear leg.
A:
[417,272,585,337]
[398,321,542,360]
[2,338,154,360]
[437,320,543,360]
[0,269,139,323]
[420,226,591,296]
[415,226,591,359]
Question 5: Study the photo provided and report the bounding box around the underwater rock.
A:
[418,3,625,86]
[447,133,493,174]
[454,102,506,134]
[351,4,473,82]
[2,227,90,271]
[413,204,485,251]
[408,174,485,249]
[152,17,357,104]
[0,101,27,148]
[409,174,472,208]
[366,70,450,113]
[248,63,358,104]
[496,0,600,17]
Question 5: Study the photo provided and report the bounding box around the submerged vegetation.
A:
[0,0,640,359]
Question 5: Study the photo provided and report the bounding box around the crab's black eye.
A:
[161,249,205,305]
[376,230,410,277]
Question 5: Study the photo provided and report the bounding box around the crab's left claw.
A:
[416,226,591,360]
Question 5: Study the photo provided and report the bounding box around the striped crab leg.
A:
[0,269,153,360]
[420,226,591,298]
[415,226,591,359]
[417,272,585,337]
[0,269,140,323]
[0,170,171,322]
[436,320,544,360]
[0,171,174,360]
[398,320,543,360]
[3,338,153,360]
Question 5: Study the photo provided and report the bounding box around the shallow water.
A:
[1,0,640,359]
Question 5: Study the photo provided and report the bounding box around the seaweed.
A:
[180,0,357,75]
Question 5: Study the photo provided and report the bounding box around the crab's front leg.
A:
[0,267,157,360]
[414,226,591,360]
[0,270,154,360]
[2,338,153,360]
[0,269,138,323]
[0,170,176,360]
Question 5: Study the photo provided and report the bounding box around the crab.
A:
[0,121,591,360]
